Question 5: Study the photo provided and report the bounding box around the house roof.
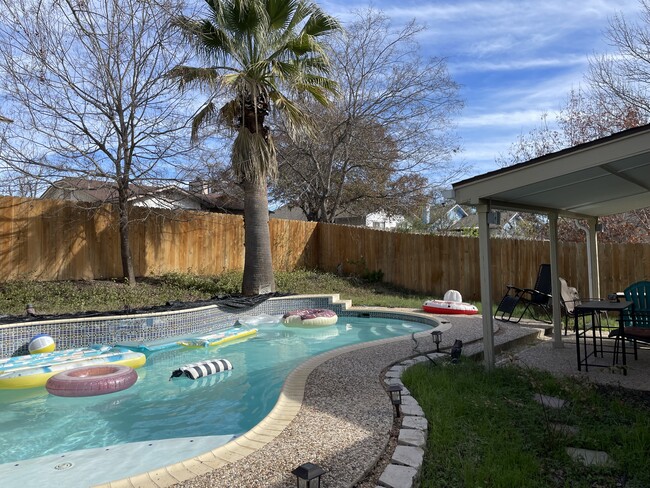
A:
[41,177,244,213]
[41,177,165,202]
[198,192,244,212]
[452,123,650,218]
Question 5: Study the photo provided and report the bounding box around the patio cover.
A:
[450,123,650,369]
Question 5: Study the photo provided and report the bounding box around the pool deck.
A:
[99,309,649,488]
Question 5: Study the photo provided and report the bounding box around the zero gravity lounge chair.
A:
[494,264,553,323]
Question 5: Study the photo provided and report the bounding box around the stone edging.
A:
[377,353,448,488]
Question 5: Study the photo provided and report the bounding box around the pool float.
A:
[237,314,283,327]
[422,289,478,315]
[282,309,338,327]
[170,358,233,380]
[177,328,257,348]
[0,348,146,389]
[0,345,112,371]
[46,365,138,397]
[422,300,478,315]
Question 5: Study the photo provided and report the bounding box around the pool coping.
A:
[96,301,444,488]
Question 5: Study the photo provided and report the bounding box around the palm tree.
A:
[171,0,339,295]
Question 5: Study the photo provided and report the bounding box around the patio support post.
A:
[477,203,495,370]
[587,218,601,299]
[548,212,563,347]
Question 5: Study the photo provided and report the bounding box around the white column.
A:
[478,204,495,369]
[548,212,563,347]
[587,218,601,299]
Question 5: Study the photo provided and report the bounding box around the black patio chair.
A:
[494,264,553,323]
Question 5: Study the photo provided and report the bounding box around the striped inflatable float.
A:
[169,359,233,380]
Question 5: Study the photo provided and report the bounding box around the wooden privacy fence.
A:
[0,196,649,301]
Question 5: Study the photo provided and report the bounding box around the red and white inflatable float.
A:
[422,300,478,315]
[46,365,138,397]
[422,289,478,315]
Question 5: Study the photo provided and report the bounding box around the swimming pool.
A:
[0,315,431,486]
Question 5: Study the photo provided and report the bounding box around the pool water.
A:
[0,316,430,468]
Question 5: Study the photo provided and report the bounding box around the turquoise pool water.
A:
[0,316,430,469]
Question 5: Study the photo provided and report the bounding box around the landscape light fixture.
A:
[388,383,403,417]
[431,330,442,352]
[292,462,326,488]
[450,339,463,364]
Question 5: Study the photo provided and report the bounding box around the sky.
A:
[319,0,643,179]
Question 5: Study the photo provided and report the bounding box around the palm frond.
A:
[302,10,341,37]
[268,90,313,138]
[191,101,219,142]
[167,65,220,92]
[219,99,241,129]
[232,127,278,182]
[266,0,299,29]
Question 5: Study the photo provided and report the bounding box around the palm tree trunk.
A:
[242,178,275,295]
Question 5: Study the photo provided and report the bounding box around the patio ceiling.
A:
[452,123,650,218]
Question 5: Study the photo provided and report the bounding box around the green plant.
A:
[346,256,384,283]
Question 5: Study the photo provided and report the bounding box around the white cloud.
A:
[457,109,551,129]
[450,54,588,75]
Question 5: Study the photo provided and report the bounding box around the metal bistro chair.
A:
[610,280,650,362]
[494,264,553,324]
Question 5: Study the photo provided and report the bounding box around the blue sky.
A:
[319,0,642,178]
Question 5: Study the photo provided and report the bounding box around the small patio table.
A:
[574,300,633,375]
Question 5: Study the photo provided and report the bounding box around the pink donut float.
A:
[282,308,338,327]
[46,365,138,397]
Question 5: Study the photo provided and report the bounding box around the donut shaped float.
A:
[46,365,138,397]
[282,309,338,327]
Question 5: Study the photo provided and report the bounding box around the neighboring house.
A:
[272,204,405,230]
[448,210,523,236]
[428,202,524,236]
[335,211,404,230]
[41,177,244,214]
[501,212,525,234]
[271,204,308,221]
[446,204,468,222]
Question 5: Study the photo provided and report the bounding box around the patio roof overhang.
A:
[453,123,650,218]
[448,123,650,369]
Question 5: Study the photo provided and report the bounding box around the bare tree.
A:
[495,113,564,168]
[588,0,650,123]
[271,9,464,223]
[0,0,193,284]
[496,89,650,243]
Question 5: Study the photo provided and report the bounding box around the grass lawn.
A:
[402,360,650,488]
[0,269,435,316]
